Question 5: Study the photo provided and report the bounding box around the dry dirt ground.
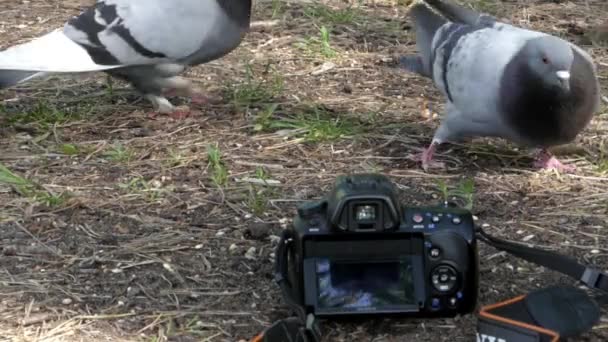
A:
[1,0,608,341]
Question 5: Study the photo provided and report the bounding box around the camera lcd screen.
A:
[315,259,417,311]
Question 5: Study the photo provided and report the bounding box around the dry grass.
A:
[1,0,607,341]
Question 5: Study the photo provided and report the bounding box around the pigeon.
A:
[0,0,253,118]
[399,0,601,172]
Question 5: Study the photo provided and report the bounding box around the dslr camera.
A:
[284,173,479,318]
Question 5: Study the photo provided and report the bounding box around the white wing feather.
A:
[0,29,123,72]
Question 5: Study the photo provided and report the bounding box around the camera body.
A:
[288,174,479,318]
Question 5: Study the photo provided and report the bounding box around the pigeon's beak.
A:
[556,70,571,92]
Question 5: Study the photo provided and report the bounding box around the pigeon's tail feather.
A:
[0,29,124,73]
[423,0,483,25]
[409,4,447,77]
[0,70,45,89]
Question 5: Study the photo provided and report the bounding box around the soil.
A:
[1,1,607,341]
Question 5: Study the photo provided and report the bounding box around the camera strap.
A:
[475,226,607,342]
[476,226,608,292]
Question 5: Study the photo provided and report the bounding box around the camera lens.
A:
[355,205,376,221]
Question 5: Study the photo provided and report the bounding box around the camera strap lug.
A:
[580,267,606,289]
[304,313,321,342]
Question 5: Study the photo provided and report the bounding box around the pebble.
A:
[2,246,17,256]
[62,298,72,305]
[229,244,238,253]
[162,263,175,273]
[246,222,272,240]
[245,247,257,260]
[269,235,281,245]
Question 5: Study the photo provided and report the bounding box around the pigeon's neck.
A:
[218,0,252,28]
[499,50,579,146]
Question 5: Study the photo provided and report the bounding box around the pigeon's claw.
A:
[421,144,435,171]
[533,149,577,173]
[162,82,213,107]
[144,95,192,120]
[421,143,445,171]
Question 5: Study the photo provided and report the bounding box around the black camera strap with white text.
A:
[251,227,608,342]
[475,226,607,342]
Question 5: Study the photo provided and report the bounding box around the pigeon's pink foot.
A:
[533,150,577,173]
[408,142,445,171]
[146,105,192,120]
[168,110,191,120]
[189,93,211,106]
[146,110,191,120]
[162,88,211,106]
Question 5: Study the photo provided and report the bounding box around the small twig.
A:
[74,313,138,320]
[233,160,285,169]
[249,20,281,29]
[236,177,282,186]
[14,222,62,257]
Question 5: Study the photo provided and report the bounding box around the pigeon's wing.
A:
[569,42,599,75]
[423,0,497,26]
[404,2,497,87]
[404,3,449,78]
[569,42,602,113]
[63,0,228,67]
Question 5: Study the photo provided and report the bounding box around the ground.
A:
[0,0,607,341]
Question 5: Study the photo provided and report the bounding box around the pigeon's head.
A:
[524,36,574,93]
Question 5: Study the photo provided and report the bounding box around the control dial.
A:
[431,265,458,293]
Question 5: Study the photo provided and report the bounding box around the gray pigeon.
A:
[400,0,601,172]
[0,0,252,118]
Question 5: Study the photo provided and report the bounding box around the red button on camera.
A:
[413,214,424,223]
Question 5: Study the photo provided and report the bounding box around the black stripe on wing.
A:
[431,21,494,102]
[66,2,167,66]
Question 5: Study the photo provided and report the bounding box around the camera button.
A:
[452,216,462,225]
[412,213,424,223]
[431,298,440,309]
[431,265,458,293]
[429,247,441,259]
[432,215,441,223]
[448,297,457,308]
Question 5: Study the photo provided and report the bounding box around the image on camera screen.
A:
[316,259,416,310]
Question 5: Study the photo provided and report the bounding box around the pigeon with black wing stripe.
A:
[399,0,601,172]
[0,0,252,118]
